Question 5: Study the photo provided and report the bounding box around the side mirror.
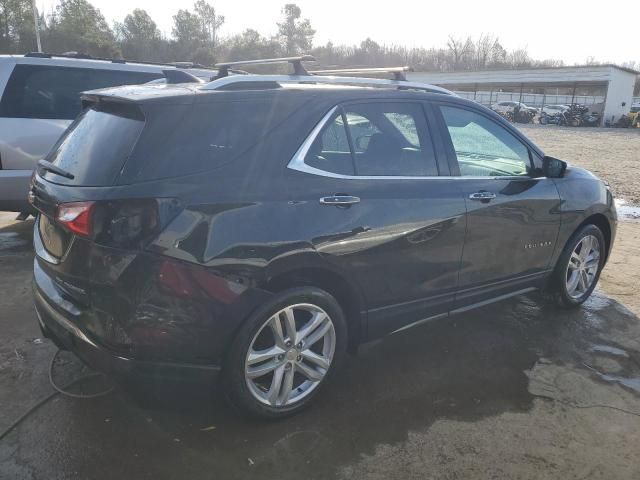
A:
[542,156,567,178]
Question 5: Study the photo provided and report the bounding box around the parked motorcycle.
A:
[539,111,573,126]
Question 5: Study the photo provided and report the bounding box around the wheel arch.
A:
[264,267,367,347]
[577,213,612,261]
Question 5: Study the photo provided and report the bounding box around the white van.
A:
[0,52,216,212]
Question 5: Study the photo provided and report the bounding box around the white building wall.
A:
[603,67,636,124]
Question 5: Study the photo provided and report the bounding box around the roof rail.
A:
[309,66,414,81]
[214,55,316,78]
[23,52,216,70]
[200,73,452,95]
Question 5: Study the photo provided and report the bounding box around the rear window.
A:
[43,103,144,185]
[0,65,161,120]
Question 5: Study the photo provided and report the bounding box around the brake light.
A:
[56,201,95,237]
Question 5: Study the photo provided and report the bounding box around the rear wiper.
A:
[38,159,75,180]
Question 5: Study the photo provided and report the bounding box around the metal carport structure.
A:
[408,65,638,125]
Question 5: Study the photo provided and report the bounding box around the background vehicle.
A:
[491,101,537,116]
[541,104,569,115]
[0,52,216,213]
[30,59,616,418]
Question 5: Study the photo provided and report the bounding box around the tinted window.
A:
[44,103,144,185]
[0,65,161,120]
[346,103,437,176]
[304,103,438,177]
[304,112,355,175]
[440,105,532,177]
[122,98,300,182]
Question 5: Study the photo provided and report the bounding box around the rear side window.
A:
[304,102,438,177]
[121,98,302,182]
[0,65,161,120]
[43,103,144,185]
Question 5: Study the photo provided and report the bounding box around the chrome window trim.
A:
[286,106,545,181]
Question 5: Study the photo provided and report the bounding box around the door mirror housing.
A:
[542,156,567,178]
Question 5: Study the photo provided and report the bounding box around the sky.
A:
[37,0,639,66]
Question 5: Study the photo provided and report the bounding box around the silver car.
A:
[0,53,215,212]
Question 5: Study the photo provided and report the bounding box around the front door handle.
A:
[469,191,497,201]
[320,195,361,206]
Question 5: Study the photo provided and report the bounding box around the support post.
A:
[31,0,42,53]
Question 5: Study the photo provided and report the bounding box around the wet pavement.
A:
[1,218,639,479]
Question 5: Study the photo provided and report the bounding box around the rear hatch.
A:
[33,99,147,261]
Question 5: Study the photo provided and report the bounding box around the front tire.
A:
[224,287,347,418]
[550,224,606,308]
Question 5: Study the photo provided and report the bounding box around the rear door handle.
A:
[469,191,497,201]
[320,195,361,206]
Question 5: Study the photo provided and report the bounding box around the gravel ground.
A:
[518,124,640,204]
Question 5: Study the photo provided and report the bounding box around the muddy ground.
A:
[1,126,640,479]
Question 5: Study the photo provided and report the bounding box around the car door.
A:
[286,100,467,337]
[434,103,562,308]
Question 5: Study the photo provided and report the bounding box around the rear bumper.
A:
[33,271,222,383]
[0,169,34,212]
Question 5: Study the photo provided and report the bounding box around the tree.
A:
[44,0,115,56]
[277,3,314,55]
[224,28,279,62]
[170,2,224,64]
[0,0,37,53]
[193,0,224,48]
[115,9,165,61]
[447,36,473,70]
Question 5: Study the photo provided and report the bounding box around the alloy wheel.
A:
[565,234,600,299]
[244,303,336,407]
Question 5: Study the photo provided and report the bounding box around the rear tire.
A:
[223,287,347,419]
[549,224,606,308]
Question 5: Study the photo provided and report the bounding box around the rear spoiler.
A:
[162,69,203,84]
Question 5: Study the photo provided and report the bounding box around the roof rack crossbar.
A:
[200,74,452,96]
[214,55,316,78]
[309,66,414,81]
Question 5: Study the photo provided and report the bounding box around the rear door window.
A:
[0,65,161,120]
[303,102,439,177]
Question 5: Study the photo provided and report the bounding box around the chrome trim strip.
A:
[450,287,536,314]
[390,286,537,335]
[34,289,98,348]
[391,312,448,335]
[286,109,548,181]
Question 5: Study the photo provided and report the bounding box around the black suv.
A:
[31,58,616,418]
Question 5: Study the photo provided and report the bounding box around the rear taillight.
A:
[55,198,182,248]
[56,201,95,237]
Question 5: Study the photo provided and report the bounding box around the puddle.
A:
[0,232,29,252]
[600,374,640,395]
[615,199,640,222]
[590,344,629,358]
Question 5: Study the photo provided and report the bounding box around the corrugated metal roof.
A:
[408,64,638,87]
